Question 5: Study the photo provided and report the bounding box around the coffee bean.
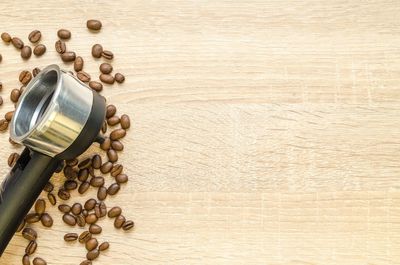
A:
[99,201,107,217]
[82,209,88,217]
[100,161,113,174]
[25,240,37,255]
[0,96,2,106]
[111,140,124,151]
[35,199,46,215]
[10,88,21,102]
[90,176,105,187]
[78,168,89,182]
[107,116,120,126]
[120,114,131,129]
[100,137,111,151]
[64,233,78,242]
[110,129,126,141]
[22,227,37,241]
[115,174,129,184]
[57,29,71,39]
[77,71,91,82]
[85,238,98,251]
[58,188,70,200]
[74,56,84,72]
[71,203,83,215]
[61,51,76,62]
[47,193,56,205]
[123,220,135,231]
[99,63,113,74]
[110,164,123,177]
[101,121,107,134]
[80,260,92,265]
[25,213,41,223]
[55,161,65,173]
[42,182,53,193]
[108,206,122,218]
[94,203,101,218]
[55,40,66,54]
[78,158,92,169]
[64,180,78,190]
[78,181,90,194]
[89,224,102,234]
[58,204,71,213]
[114,215,126,228]
[87,19,102,31]
[0,119,8,131]
[22,254,30,265]
[32,67,41,77]
[101,50,114,60]
[85,213,98,224]
[40,213,53,227]
[21,46,32,59]
[63,213,77,226]
[0,82,3,90]
[5,111,13,121]
[107,149,118,162]
[17,219,26,232]
[114,73,125,83]
[88,81,103,92]
[84,199,97,211]
[63,166,78,179]
[97,186,107,201]
[33,44,46,56]
[91,44,103,58]
[91,155,102,169]
[99,73,115,84]
[107,183,120,195]
[79,231,92,243]
[19,70,32,85]
[106,105,116,118]
[98,242,109,251]
[86,249,100,260]
[33,257,47,265]
[8,152,19,167]
[1,32,11,43]
[11,37,24,49]
[76,214,86,227]
[28,30,41,43]
[66,158,78,166]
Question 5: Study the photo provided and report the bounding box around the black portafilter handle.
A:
[0,65,106,257]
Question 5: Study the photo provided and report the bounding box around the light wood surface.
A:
[1,0,400,264]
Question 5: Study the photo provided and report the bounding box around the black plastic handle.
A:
[0,148,60,256]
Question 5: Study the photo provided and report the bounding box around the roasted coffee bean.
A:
[114,73,125,83]
[55,40,66,54]
[101,50,114,60]
[78,181,90,194]
[61,51,76,62]
[1,32,11,43]
[107,149,118,162]
[11,37,24,49]
[57,29,71,39]
[64,233,78,242]
[64,180,78,190]
[79,231,92,243]
[0,82,3,90]
[100,137,111,151]
[22,254,30,265]
[91,44,103,58]
[25,240,37,255]
[21,46,32,59]
[99,73,114,84]
[32,67,41,76]
[88,81,103,92]
[78,158,92,169]
[43,182,54,193]
[108,206,122,218]
[5,111,14,121]
[33,257,47,265]
[22,227,37,241]
[10,88,21,102]
[99,63,113,74]
[98,242,109,251]
[58,188,70,200]
[74,56,84,72]
[97,186,107,201]
[19,70,32,85]
[94,203,101,218]
[80,260,92,265]
[123,220,135,231]
[26,213,41,223]
[8,152,19,167]
[86,249,100,260]
[63,213,76,226]
[0,96,2,106]
[17,219,26,232]
[88,167,95,177]
[101,121,107,134]
[110,128,126,141]
[115,174,129,184]
[106,105,116,118]
[87,19,102,31]
[111,140,124,151]
[85,213,98,224]
[77,71,91,82]
[85,238,98,251]
[71,203,83,215]
[28,30,41,43]
[47,192,56,205]
[110,164,123,177]
[107,183,120,195]
[114,215,126,228]
[63,165,78,178]
[58,204,71,213]
[40,213,53,227]
[35,199,46,215]
[100,161,113,174]
[91,155,102,169]
[84,199,97,211]
[66,158,78,166]
[76,214,86,227]
[0,119,8,131]
[89,224,102,234]
[33,44,46,56]
[55,161,65,173]
[120,114,131,129]
[78,168,89,182]
[97,201,107,217]
[90,176,105,187]
[107,116,120,126]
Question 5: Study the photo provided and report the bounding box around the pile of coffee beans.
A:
[1,19,132,265]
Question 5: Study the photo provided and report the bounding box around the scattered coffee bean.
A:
[80,260,92,265]
[120,114,131,129]
[0,96,3,106]
[108,206,122,218]
[17,219,26,232]
[32,67,41,76]
[28,30,41,43]
[74,56,84,72]
[84,199,97,211]
[123,220,135,231]
[77,71,91,82]
[91,155,102,169]
[43,182,54,192]
[63,213,77,226]
[115,174,129,184]
[58,204,71,213]
[41,213,53,227]
[19,70,32,85]
[114,215,126,228]
[11,37,24,49]
[5,111,13,121]
[63,166,78,179]
[8,152,19,167]
[61,51,76,62]
[107,116,120,126]
[101,120,107,134]
[107,183,120,195]
[99,201,107,217]
[101,50,114,60]
[100,137,111,151]
[55,161,65,173]
[89,224,102,234]
[58,188,70,200]
[25,240,37,255]
[79,231,92,243]
[0,119,8,131]
[66,158,78,166]
[86,249,100,260]
[99,73,114,84]
[91,44,103,58]
[35,199,46,215]
[22,254,30,265]
[100,161,113,174]
[1,32,11,43]
[99,63,113,74]
[78,158,92,169]
[71,203,83,215]
[89,81,103,92]
[55,40,66,54]
[110,128,126,141]
[111,140,124,151]
[114,73,125,83]
[85,238,98,251]
[110,164,123,177]
[57,29,71,39]
[78,168,89,182]
[10,88,21,102]
[33,257,47,265]
[87,19,102,31]
[106,104,116,118]
[21,46,32,59]
[64,180,78,190]
[25,213,41,223]
[78,181,90,194]
[76,214,86,227]
[47,193,56,205]
[22,227,37,241]
[98,241,109,251]
[107,149,118,162]
[33,44,46,56]
[64,233,78,242]
[97,186,107,201]
[85,213,98,224]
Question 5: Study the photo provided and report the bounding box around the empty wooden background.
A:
[0,0,399,264]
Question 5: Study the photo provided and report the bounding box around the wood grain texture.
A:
[0,0,400,264]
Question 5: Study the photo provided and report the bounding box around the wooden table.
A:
[0,1,399,264]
